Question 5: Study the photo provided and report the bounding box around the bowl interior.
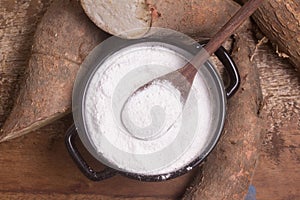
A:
[72,37,226,176]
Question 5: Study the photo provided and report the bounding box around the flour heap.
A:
[121,80,183,141]
[84,43,212,175]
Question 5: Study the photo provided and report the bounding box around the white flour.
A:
[121,80,183,141]
[84,42,213,175]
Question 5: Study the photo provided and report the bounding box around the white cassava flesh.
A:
[81,0,240,39]
[81,0,151,38]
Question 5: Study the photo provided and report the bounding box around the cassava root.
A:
[81,0,240,39]
[0,0,108,142]
[239,0,300,71]
[183,20,263,200]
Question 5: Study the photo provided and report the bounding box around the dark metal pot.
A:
[65,30,240,182]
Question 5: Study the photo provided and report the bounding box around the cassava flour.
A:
[83,42,214,175]
[121,80,183,141]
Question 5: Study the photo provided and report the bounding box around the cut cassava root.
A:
[0,0,108,142]
[81,0,240,39]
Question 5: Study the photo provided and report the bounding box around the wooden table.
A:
[1,1,299,199]
[0,115,195,199]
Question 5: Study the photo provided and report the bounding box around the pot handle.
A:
[65,124,118,181]
[214,46,240,98]
[200,41,240,98]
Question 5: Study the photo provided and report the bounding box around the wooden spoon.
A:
[120,0,264,136]
[132,0,265,102]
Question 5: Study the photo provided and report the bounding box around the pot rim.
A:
[71,32,232,181]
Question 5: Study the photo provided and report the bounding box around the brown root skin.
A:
[239,0,300,71]
[149,0,240,38]
[0,0,108,142]
[81,0,240,39]
[182,20,263,199]
[254,0,300,70]
[0,0,50,129]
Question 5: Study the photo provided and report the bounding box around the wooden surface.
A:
[251,41,300,200]
[1,0,299,199]
[0,114,195,199]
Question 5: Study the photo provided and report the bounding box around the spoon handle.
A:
[192,0,265,66]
